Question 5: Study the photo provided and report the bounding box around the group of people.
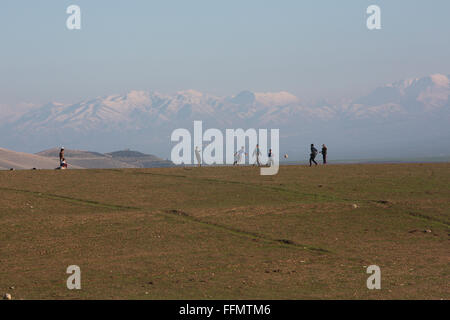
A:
[194,145,275,167]
[194,144,328,167]
[232,143,328,167]
[233,145,274,167]
[309,144,327,166]
[62,144,327,169]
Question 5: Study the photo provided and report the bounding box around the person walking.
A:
[234,146,246,166]
[320,144,328,164]
[309,144,318,166]
[253,144,262,167]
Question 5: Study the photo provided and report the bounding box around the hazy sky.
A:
[1,0,450,108]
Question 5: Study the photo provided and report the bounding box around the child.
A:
[234,147,246,166]
[60,158,68,169]
[268,149,274,167]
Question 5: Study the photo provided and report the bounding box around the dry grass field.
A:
[0,163,449,299]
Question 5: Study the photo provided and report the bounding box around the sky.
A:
[1,0,450,109]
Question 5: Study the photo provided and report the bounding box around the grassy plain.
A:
[0,163,449,299]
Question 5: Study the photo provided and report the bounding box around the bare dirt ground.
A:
[0,163,448,299]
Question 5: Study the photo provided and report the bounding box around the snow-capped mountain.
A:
[1,74,449,159]
[345,74,450,119]
[7,89,310,133]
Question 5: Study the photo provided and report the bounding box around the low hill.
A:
[36,148,135,169]
[106,150,154,158]
[0,147,82,170]
[36,148,174,169]
[37,148,106,159]
[106,149,173,168]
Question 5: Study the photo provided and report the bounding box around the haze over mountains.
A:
[1,74,449,160]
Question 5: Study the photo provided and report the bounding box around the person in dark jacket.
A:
[309,144,318,166]
[59,147,65,162]
[59,147,65,166]
[320,144,328,164]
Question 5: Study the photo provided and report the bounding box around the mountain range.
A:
[1,74,449,160]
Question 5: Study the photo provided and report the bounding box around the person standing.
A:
[59,147,65,166]
[195,146,202,167]
[253,144,262,167]
[268,149,274,167]
[309,144,318,167]
[320,144,328,164]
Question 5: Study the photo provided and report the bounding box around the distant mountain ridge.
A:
[106,150,158,159]
[1,74,449,159]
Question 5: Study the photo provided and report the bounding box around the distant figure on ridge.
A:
[320,144,328,164]
[309,144,318,167]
